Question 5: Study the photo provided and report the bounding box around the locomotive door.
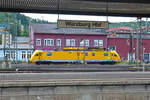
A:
[81,51,85,64]
[38,52,42,61]
[77,51,80,63]
[77,51,84,63]
[110,53,114,61]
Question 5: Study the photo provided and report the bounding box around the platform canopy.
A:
[1,0,150,17]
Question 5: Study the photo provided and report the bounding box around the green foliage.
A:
[0,12,52,37]
[109,21,150,29]
[0,12,149,38]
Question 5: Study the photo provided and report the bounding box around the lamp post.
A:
[133,48,136,63]
[14,13,18,63]
[136,21,139,68]
[139,18,143,67]
[143,48,145,72]
[80,39,85,64]
[136,17,142,68]
[83,40,86,65]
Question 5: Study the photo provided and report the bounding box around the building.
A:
[2,33,12,47]
[0,36,33,62]
[30,23,107,51]
[107,26,150,62]
[30,23,150,63]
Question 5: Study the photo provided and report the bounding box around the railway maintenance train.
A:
[29,48,121,65]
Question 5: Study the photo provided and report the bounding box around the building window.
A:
[85,40,89,46]
[36,39,41,46]
[128,53,135,61]
[27,51,31,59]
[66,39,70,46]
[80,40,84,46]
[11,51,16,60]
[109,46,116,51]
[94,40,103,47]
[71,39,75,46]
[66,39,76,46]
[99,40,103,46]
[56,39,61,46]
[5,51,10,58]
[144,53,149,63]
[22,51,26,59]
[80,40,89,46]
[44,39,54,46]
[94,40,98,46]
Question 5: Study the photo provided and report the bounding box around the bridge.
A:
[1,0,150,17]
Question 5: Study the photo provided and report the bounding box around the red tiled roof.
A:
[141,26,150,29]
[107,26,133,32]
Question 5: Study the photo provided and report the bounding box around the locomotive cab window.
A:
[35,54,39,56]
[47,52,52,56]
[104,53,108,56]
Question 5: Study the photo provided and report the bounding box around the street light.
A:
[143,48,145,72]
[80,39,86,64]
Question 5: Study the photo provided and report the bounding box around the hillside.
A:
[0,12,54,37]
[109,21,149,29]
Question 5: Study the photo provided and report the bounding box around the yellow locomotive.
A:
[29,48,121,65]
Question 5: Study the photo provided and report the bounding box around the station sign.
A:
[57,20,108,29]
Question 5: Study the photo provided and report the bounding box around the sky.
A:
[22,13,142,23]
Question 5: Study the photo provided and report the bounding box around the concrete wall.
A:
[1,84,150,100]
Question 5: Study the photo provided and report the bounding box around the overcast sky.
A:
[22,13,143,23]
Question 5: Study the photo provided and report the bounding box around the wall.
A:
[34,33,107,50]
[17,50,34,62]
[0,49,33,62]
[108,38,150,60]
[1,84,150,100]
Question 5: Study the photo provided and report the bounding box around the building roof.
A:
[17,37,30,43]
[106,26,133,33]
[15,37,33,49]
[107,26,133,32]
[30,23,106,35]
[0,36,33,49]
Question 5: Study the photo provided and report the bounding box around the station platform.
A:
[1,72,150,87]
[1,72,150,100]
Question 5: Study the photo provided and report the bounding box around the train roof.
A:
[63,48,107,51]
[35,48,108,51]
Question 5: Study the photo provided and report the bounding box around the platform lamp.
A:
[143,48,145,72]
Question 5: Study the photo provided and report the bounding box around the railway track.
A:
[0,64,149,73]
[0,69,137,73]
